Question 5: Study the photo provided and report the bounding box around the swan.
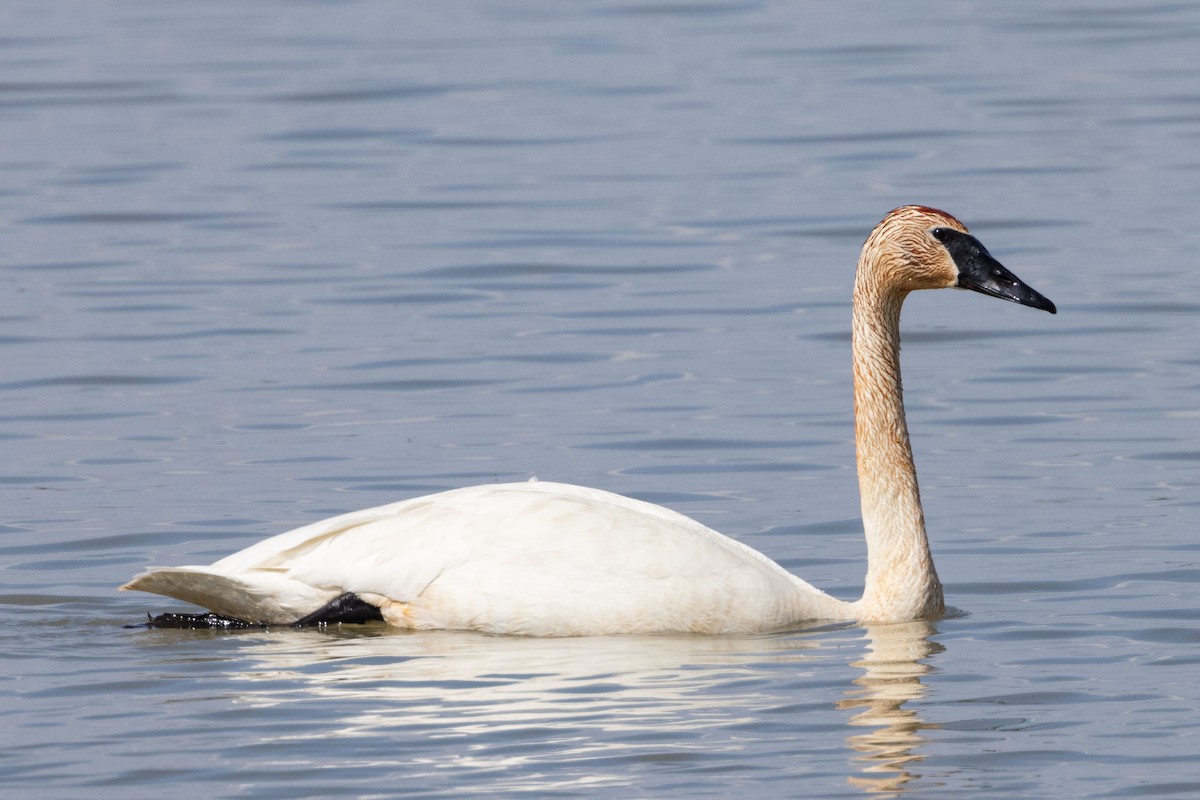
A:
[121,205,1056,635]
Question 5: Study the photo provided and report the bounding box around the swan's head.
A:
[862,205,1056,314]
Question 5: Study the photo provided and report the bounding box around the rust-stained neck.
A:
[851,208,947,620]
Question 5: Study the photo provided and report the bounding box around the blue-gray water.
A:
[2,1,1199,797]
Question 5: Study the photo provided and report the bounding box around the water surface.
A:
[2,1,1199,797]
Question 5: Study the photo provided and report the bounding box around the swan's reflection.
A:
[200,627,845,791]
[226,627,831,732]
[156,620,940,793]
[838,620,941,795]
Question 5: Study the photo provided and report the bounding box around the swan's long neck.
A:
[850,269,944,621]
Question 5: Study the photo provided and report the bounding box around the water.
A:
[2,0,1199,796]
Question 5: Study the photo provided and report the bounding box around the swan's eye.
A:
[930,227,951,242]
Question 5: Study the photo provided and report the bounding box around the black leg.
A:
[291,592,385,626]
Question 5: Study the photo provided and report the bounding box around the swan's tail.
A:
[120,566,335,625]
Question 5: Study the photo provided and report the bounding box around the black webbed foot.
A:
[127,592,384,630]
[129,611,264,630]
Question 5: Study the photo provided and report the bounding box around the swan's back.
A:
[125,482,849,635]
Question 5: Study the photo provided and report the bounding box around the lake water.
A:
[2,1,1199,797]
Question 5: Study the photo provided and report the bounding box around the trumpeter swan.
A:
[122,205,1055,635]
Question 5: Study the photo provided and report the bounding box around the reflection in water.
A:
[218,628,836,792]
[161,621,941,794]
[839,621,942,795]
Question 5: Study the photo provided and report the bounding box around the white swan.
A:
[122,205,1056,635]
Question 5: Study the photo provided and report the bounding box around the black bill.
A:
[936,228,1057,314]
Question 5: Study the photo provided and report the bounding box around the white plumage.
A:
[122,205,1055,635]
[127,481,849,635]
